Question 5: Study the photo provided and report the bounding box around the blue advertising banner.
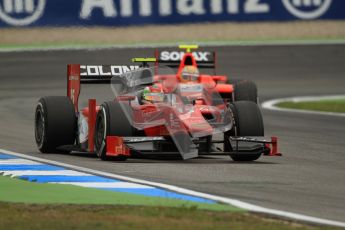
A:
[0,0,344,27]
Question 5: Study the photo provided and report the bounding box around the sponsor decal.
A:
[179,84,203,93]
[80,65,139,76]
[282,0,332,19]
[169,113,181,129]
[70,88,76,105]
[0,0,45,26]
[80,0,270,19]
[69,75,79,81]
[160,51,212,62]
[124,137,165,143]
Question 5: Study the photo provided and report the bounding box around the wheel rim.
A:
[95,115,105,154]
[35,109,44,147]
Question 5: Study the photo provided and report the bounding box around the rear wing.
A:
[67,64,139,111]
[155,49,217,69]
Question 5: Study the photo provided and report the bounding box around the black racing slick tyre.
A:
[94,101,133,161]
[230,79,258,103]
[35,96,77,153]
[228,101,264,162]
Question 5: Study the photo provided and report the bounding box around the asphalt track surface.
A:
[0,45,344,222]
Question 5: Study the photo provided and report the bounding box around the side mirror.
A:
[212,76,227,83]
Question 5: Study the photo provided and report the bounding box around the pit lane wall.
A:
[0,0,344,27]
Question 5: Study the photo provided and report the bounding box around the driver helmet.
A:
[142,85,164,102]
[179,65,200,83]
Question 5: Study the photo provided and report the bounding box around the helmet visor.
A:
[144,92,165,102]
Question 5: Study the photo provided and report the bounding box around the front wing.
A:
[105,135,282,159]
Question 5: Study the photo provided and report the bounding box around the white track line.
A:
[52,182,153,189]
[0,159,42,165]
[262,95,345,117]
[1,149,344,227]
[1,170,90,177]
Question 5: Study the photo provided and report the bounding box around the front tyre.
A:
[35,96,76,153]
[227,101,264,162]
[94,101,133,161]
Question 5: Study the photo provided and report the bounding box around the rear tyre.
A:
[35,96,76,153]
[230,79,258,103]
[227,101,264,161]
[94,101,133,161]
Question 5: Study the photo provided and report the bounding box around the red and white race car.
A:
[34,45,281,161]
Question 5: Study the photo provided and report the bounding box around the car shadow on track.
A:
[27,151,279,165]
[71,152,279,164]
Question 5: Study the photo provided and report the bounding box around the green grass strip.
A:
[277,99,345,114]
[0,175,239,212]
[0,38,345,51]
